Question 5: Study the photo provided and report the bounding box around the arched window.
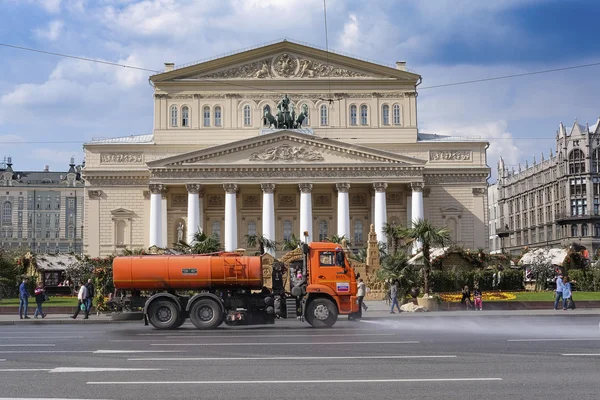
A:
[582,223,589,236]
[170,105,178,127]
[214,106,222,127]
[353,220,363,243]
[116,220,126,245]
[212,221,221,241]
[247,221,257,236]
[568,149,585,174]
[318,220,328,241]
[203,106,210,127]
[2,201,12,225]
[595,223,600,237]
[382,105,390,125]
[350,105,357,126]
[593,148,600,173]
[283,220,292,241]
[571,224,578,237]
[393,104,401,125]
[181,106,189,127]
[360,105,368,125]
[243,105,251,126]
[298,104,309,126]
[263,105,271,115]
[320,105,328,126]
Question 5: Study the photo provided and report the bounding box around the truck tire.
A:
[189,298,224,330]
[147,299,180,330]
[306,298,338,328]
[172,315,186,329]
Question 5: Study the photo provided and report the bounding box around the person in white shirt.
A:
[356,278,367,319]
[70,282,89,320]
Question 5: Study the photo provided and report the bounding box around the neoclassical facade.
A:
[82,40,490,257]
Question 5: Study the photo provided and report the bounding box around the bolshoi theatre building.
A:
[82,40,490,257]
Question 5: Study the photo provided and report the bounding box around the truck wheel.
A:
[172,315,186,329]
[147,299,180,330]
[306,298,338,328]
[189,298,223,330]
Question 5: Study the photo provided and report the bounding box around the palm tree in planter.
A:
[406,218,451,297]
[245,234,277,255]
[174,231,222,255]
[384,223,411,255]
[326,234,351,247]
[282,234,302,251]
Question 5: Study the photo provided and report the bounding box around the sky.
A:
[1,0,600,182]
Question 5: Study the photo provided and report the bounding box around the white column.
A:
[161,189,167,248]
[224,184,238,251]
[149,184,163,247]
[336,183,351,239]
[261,183,276,256]
[186,184,202,244]
[299,183,313,243]
[373,182,388,243]
[411,182,425,254]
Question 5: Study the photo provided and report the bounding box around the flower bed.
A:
[440,291,517,302]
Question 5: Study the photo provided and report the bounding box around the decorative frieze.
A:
[171,194,187,207]
[151,168,422,180]
[167,94,194,99]
[278,194,296,208]
[350,193,367,206]
[249,144,324,162]
[207,195,224,207]
[100,153,143,164]
[314,194,331,207]
[242,194,260,208]
[424,174,488,185]
[429,150,472,162]
[386,192,403,205]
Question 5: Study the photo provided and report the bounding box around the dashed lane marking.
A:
[562,353,600,356]
[0,367,165,373]
[508,338,600,342]
[150,341,419,346]
[93,350,183,354]
[0,344,55,347]
[127,355,457,361]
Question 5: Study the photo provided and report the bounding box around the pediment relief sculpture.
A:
[249,144,324,162]
[199,53,370,79]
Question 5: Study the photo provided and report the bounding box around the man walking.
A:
[554,272,564,310]
[390,280,401,314]
[70,281,89,320]
[85,278,95,316]
[356,278,366,319]
[18,277,30,319]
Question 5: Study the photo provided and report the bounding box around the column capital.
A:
[261,183,276,194]
[186,184,203,194]
[299,183,313,193]
[411,182,425,192]
[223,183,238,194]
[373,182,388,192]
[149,184,164,195]
[88,190,103,199]
[336,183,351,193]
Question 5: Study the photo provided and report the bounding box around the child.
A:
[33,282,47,319]
[473,287,482,311]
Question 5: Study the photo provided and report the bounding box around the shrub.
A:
[430,269,524,292]
[568,267,600,292]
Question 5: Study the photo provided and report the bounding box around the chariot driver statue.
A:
[277,94,291,114]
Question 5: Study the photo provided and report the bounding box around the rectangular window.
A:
[393,105,401,125]
[547,226,553,241]
[214,107,222,127]
[203,107,210,127]
[350,106,357,126]
[68,198,75,209]
[18,197,23,210]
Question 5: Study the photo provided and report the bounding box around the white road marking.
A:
[0,398,113,400]
[0,336,84,339]
[0,359,5,361]
[508,338,600,342]
[112,333,396,342]
[93,350,183,354]
[128,355,457,361]
[0,368,165,373]
[0,351,94,354]
[0,369,52,372]
[88,377,503,385]
[562,353,600,356]
[0,344,55,347]
[151,341,419,346]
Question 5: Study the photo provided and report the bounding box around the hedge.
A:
[567,268,600,292]
[430,269,524,292]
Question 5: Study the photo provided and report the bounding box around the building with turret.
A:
[489,117,600,256]
[0,157,85,253]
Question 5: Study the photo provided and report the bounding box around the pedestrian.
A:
[562,276,574,311]
[18,277,30,319]
[384,279,391,305]
[390,280,401,314]
[473,286,483,311]
[70,281,89,320]
[33,282,47,319]
[554,272,564,310]
[461,285,473,309]
[356,278,366,319]
[85,278,95,315]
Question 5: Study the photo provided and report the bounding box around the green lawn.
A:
[510,291,600,302]
[0,297,79,307]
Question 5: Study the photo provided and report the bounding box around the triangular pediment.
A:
[147,131,426,169]
[111,208,136,218]
[151,40,419,82]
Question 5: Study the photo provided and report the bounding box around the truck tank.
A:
[112,254,264,291]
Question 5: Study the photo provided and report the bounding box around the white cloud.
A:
[39,0,62,13]
[33,19,64,41]
[338,14,360,52]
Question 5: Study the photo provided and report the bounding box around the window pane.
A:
[360,105,368,125]
[393,104,401,125]
[382,105,389,125]
[318,220,328,241]
[212,221,221,241]
[214,106,222,127]
[244,105,251,126]
[283,220,292,241]
[350,105,357,125]
[354,220,363,243]
[182,106,189,127]
[170,105,178,127]
[248,221,256,236]
[203,106,210,127]
[320,105,328,126]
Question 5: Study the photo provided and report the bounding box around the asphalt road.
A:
[0,314,599,400]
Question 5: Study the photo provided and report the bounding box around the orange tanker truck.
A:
[111,241,359,329]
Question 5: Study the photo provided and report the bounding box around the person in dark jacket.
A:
[18,278,30,319]
[85,279,95,314]
[461,286,473,309]
[33,282,47,319]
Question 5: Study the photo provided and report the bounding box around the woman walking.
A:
[33,282,46,319]
[562,276,574,310]
[390,280,401,314]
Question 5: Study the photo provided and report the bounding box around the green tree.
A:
[383,223,410,254]
[282,234,301,251]
[406,218,451,294]
[174,231,222,254]
[245,234,277,255]
[326,234,351,247]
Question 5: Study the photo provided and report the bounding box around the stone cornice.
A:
[424,173,488,185]
[84,175,150,186]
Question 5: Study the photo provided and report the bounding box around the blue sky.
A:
[1,0,600,181]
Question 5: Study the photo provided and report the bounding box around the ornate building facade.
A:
[0,157,84,253]
[82,40,490,257]
[489,118,600,255]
